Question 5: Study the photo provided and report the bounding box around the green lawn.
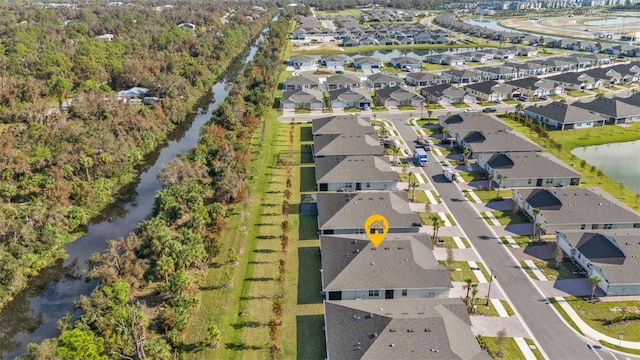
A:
[531,258,576,280]
[422,63,454,71]
[501,235,534,247]
[599,341,640,356]
[471,189,512,203]
[524,338,546,360]
[503,99,519,105]
[563,296,640,342]
[481,336,524,359]
[442,261,486,282]
[549,298,583,335]
[371,107,389,113]
[434,236,458,249]
[489,210,529,225]
[409,189,428,204]
[550,94,565,101]
[566,90,590,97]
[474,299,515,317]
[425,190,440,204]
[453,103,470,108]
[458,170,487,182]
[438,146,461,156]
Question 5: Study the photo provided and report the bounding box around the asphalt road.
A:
[387,115,626,360]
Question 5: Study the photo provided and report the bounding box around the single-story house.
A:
[507,77,562,98]
[366,73,403,89]
[281,89,324,109]
[424,54,465,66]
[374,86,425,107]
[474,66,518,81]
[422,84,473,105]
[556,229,640,296]
[523,102,607,130]
[404,72,446,87]
[313,132,384,158]
[440,69,481,85]
[456,129,542,157]
[512,188,640,234]
[315,155,398,191]
[329,87,372,109]
[505,62,546,77]
[312,115,374,137]
[324,298,490,360]
[572,97,640,124]
[282,74,319,91]
[353,56,383,70]
[546,73,602,91]
[389,56,422,70]
[324,74,361,91]
[465,81,512,102]
[477,152,582,188]
[320,234,452,300]
[316,191,421,235]
[288,55,317,68]
[439,112,511,133]
[321,54,350,67]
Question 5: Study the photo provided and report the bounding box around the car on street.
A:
[483,107,497,113]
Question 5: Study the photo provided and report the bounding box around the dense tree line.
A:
[19,7,291,359]
[278,0,461,11]
[0,2,270,310]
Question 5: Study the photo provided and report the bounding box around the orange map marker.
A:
[364,214,389,247]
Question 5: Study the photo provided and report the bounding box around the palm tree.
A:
[463,278,473,304]
[470,283,479,308]
[531,208,541,240]
[392,146,401,166]
[487,172,495,191]
[589,276,600,302]
[462,147,472,164]
[431,214,444,243]
[496,174,505,197]
[409,178,419,202]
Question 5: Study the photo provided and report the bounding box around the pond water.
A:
[571,140,640,194]
[584,17,640,26]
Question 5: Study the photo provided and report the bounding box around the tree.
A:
[495,328,507,357]
[79,155,94,183]
[47,75,73,110]
[57,328,108,360]
[205,324,221,349]
[470,283,479,309]
[531,208,541,240]
[446,245,454,269]
[430,214,443,243]
[554,242,564,270]
[391,146,401,166]
[227,247,239,265]
[409,178,419,202]
[487,172,495,191]
[462,147,472,164]
[463,278,473,304]
[496,174,505,197]
[589,275,600,302]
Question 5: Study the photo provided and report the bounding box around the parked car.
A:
[540,95,549,100]
[440,138,454,145]
[483,107,497,113]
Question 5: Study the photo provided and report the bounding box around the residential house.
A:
[324,298,490,360]
[531,58,572,73]
[316,192,421,234]
[320,234,452,300]
[456,129,542,157]
[556,230,640,296]
[546,72,602,91]
[374,86,425,107]
[321,54,350,67]
[524,101,607,130]
[312,115,374,137]
[329,87,372,109]
[465,81,512,102]
[292,28,307,40]
[315,155,398,191]
[288,55,317,68]
[477,152,582,188]
[507,77,562,98]
[404,72,446,87]
[572,97,640,124]
[424,54,464,66]
[505,62,546,77]
[281,89,324,109]
[512,188,640,234]
[473,66,518,81]
[582,67,623,87]
[325,74,361,91]
[459,51,494,63]
[389,56,422,70]
[283,74,319,91]
[366,73,403,89]
[354,56,384,70]
[342,38,360,47]
[421,84,472,105]
[440,69,481,85]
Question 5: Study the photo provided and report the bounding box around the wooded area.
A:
[15,3,294,359]
[0,1,271,313]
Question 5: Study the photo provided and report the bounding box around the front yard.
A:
[564,296,640,342]
[484,210,529,226]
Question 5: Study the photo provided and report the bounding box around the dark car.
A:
[440,138,453,145]
[483,107,497,113]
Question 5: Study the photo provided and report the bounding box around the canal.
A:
[0,21,272,360]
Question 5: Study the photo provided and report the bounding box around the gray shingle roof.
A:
[559,229,640,284]
[524,101,607,125]
[284,73,319,86]
[326,74,361,86]
[518,188,640,226]
[324,298,490,360]
[328,87,372,102]
[375,86,424,101]
[314,133,384,157]
[317,192,421,232]
[312,115,374,135]
[315,155,398,184]
[485,152,581,180]
[439,112,511,132]
[282,88,324,102]
[320,234,452,291]
[458,129,542,154]
[465,80,500,95]
[572,97,640,119]
[368,72,403,83]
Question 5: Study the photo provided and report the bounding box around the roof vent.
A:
[389,328,397,332]
[390,344,396,347]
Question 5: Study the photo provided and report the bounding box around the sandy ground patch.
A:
[502,14,640,39]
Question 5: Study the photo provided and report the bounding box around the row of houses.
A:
[310,115,490,359]
[435,13,640,57]
[436,112,640,295]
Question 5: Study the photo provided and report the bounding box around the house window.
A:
[368,290,379,297]
[580,224,586,230]
[528,179,532,185]
[546,179,553,184]
[604,224,613,229]
[366,182,371,188]
[402,289,408,297]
